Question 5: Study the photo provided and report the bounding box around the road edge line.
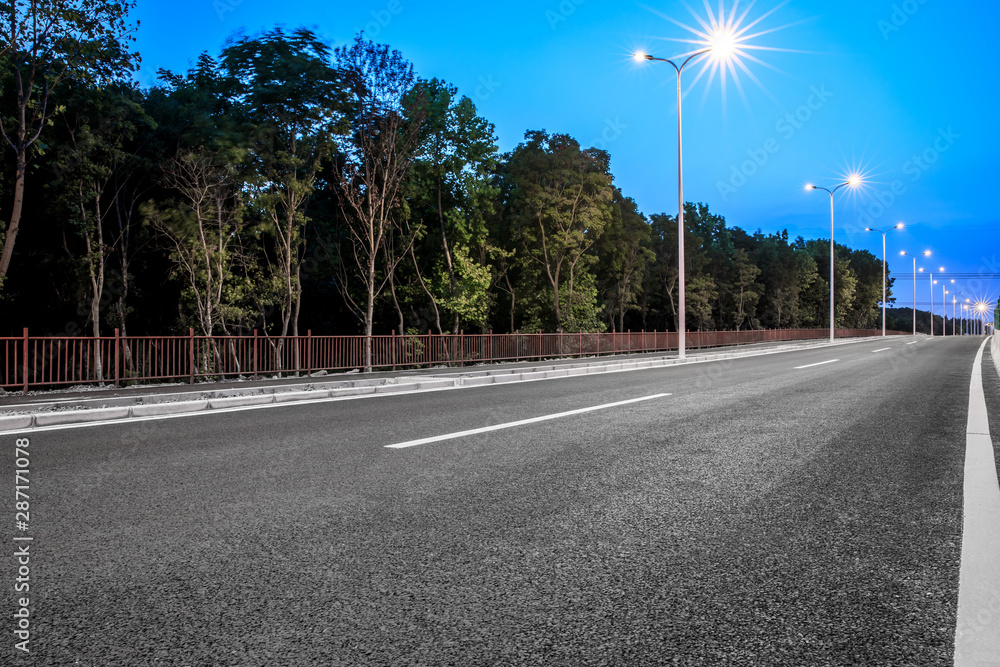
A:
[954,337,1000,664]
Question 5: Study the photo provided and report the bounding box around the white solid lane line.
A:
[385,393,671,449]
[953,338,1000,663]
[871,348,891,353]
[794,359,839,370]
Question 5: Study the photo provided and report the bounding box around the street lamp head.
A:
[848,174,862,187]
[633,52,652,61]
[919,268,925,273]
[895,223,904,229]
[708,28,737,61]
[939,267,945,272]
[805,184,815,191]
[923,250,932,256]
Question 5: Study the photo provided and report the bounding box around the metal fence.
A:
[1,327,909,394]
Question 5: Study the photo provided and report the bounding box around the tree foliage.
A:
[0,25,904,342]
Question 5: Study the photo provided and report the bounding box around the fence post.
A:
[392,330,397,371]
[188,328,195,384]
[253,329,258,381]
[114,328,121,388]
[22,328,29,395]
[460,331,464,367]
[516,331,520,362]
[307,330,313,376]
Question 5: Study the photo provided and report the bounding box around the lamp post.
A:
[942,286,952,336]
[927,267,943,336]
[635,40,732,360]
[865,223,903,336]
[901,250,931,335]
[953,296,958,335]
[808,176,862,342]
[940,279,954,335]
[945,280,954,335]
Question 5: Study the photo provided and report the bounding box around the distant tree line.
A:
[0,7,898,338]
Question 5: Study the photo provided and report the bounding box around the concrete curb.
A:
[954,337,1000,663]
[0,336,918,433]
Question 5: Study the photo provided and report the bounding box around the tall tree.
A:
[332,35,425,367]
[596,191,653,332]
[405,78,499,334]
[0,0,140,288]
[143,150,251,339]
[221,27,345,353]
[499,131,614,332]
[48,79,147,380]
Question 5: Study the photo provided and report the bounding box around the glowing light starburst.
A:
[638,0,808,111]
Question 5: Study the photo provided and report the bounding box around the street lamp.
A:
[941,282,954,336]
[924,267,944,336]
[865,223,903,336]
[634,32,737,360]
[901,250,931,335]
[953,295,958,335]
[808,175,862,342]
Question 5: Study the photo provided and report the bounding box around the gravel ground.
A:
[2,336,983,666]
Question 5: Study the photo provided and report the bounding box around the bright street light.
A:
[633,29,739,360]
[808,176,864,342]
[922,266,944,336]
[865,223,903,336]
[938,279,954,336]
[901,250,931,335]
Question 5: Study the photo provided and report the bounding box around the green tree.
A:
[596,191,653,331]
[221,27,345,356]
[405,78,498,334]
[752,231,818,329]
[143,150,251,339]
[0,0,140,288]
[48,80,147,380]
[499,131,614,331]
[332,36,426,367]
[730,247,763,330]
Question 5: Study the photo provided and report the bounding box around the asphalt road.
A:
[3,335,991,666]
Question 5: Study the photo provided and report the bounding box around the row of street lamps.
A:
[634,32,992,347]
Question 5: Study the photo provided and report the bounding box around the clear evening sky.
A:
[130,0,1000,321]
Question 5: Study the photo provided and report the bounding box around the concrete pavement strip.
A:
[0,336,916,433]
[953,337,1000,664]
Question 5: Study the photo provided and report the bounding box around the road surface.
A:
[4,335,994,665]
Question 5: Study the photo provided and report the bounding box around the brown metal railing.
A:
[1,327,909,394]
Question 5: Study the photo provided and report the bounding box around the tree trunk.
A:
[0,151,27,282]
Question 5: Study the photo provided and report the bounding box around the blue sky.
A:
[131,0,1000,322]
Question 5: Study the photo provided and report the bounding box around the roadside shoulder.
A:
[982,341,1000,461]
